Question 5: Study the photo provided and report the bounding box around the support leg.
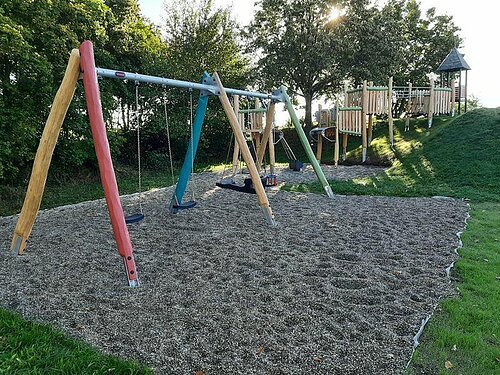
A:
[214,73,276,226]
[80,40,138,287]
[361,81,368,162]
[257,103,275,173]
[334,127,339,167]
[388,77,394,146]
[231,95,240,175]
[367,115,373,145]
[170,75,210,213]
[342,134,348,161]
[10,49,81,256]
[280,86,334,198]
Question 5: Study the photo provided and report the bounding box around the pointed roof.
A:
[437,48,471,72]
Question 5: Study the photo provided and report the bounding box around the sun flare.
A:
[328,7,343,21]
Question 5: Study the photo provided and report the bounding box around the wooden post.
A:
[254,99,261,155]
[231,95,240,175]
[464,70,468,113]
[10,49,81,256]
[334,101,339,167]
[405,82,412,131]
[256,102,276,172]
[428,78,435,129]
[268,115,276,175]
[451,79,456,117]
[367,115,373,145]
[316,133,323,162]
[342,134,348,160]
[214,73,275,226]
[361,80,368,161]
[388,76,394,146]
[458,71,462,114]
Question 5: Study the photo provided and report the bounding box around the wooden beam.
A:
[231,95,240,175]
[388,76,394,146]
[428,78,435,128]
[10,49,81,256]
[367,114,373,145]
[405,82,412,131]
[80,40,138,286]
[214,73,275,226]
[256,103,276,172]
[361,80,368,161]
[334,101,339,167]
[451,79,456,117]
[316,134,323,162]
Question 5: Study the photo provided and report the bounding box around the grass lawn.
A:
[0,309,152,374]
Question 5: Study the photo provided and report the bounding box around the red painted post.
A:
[79,40,139,287]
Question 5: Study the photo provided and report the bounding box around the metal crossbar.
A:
[96,68,284,102]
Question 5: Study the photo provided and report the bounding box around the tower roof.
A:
[437,48,471,72]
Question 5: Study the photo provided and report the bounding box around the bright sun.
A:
[328,7,343,21]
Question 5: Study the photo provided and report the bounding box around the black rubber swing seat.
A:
[172,201,197,210]
[216,178,256,194]
[125,213,145,224]
[216,176,276,194]
[289,159,304,171]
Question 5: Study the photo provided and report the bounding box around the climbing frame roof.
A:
[437,48,471,72]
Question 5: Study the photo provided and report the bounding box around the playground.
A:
[2,1,499,374]
[0,166,468,373]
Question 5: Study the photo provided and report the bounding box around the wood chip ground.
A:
[0,165,468,374]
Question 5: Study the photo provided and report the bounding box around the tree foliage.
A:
[0,0,463,185]
[248,0,348,134]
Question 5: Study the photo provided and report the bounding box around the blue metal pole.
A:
[169,73,210,213]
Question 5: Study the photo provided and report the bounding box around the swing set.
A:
[9,41,334,286]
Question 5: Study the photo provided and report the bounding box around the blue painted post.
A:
[169,74,210,213]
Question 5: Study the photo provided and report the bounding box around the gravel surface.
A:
[0,165,468,374]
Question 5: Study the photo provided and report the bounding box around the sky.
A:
[138,0,499,108]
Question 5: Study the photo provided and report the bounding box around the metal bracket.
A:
[11,236,22,256]
[201,75,218,97]
[272,88,286,103]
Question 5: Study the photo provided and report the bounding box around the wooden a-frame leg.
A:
[214,72,275,226]
[10,49,81,256]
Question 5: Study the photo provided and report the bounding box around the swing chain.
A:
[135,80,143,214]
[163,87,176,188]
[188,88,196,201]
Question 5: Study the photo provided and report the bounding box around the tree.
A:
[0,0,167,182]
[247,0,348,135]
[246,0,462,136]
[156,0,250,161]
[394,0,462,85]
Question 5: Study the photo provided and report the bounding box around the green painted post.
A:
[280,86,334,198]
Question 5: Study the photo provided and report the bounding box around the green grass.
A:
[286,110,500,203]
[285,108,500,374]
[0,309,152,374]
[0,165,179,217]
[408,203,500,375]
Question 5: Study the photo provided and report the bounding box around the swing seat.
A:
[172,201,197,210]
[289,159,304,171]
[216,177,256,194]
[125,213,145,224]
[216,175,276,194]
